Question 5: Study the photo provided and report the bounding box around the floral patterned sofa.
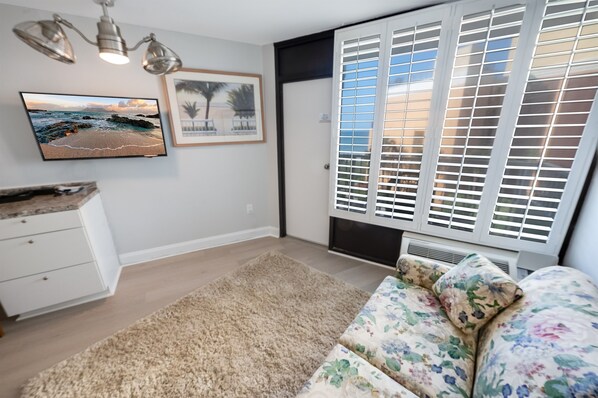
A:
[297,254,598,397]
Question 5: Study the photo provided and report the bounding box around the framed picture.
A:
[162,68,265,146]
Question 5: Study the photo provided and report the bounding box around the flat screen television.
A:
[20,92,168,160]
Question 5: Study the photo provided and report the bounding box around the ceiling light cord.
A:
[52,14,98,47]
[128,35,155,52]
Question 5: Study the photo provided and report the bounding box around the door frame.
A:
[274,31,335,237]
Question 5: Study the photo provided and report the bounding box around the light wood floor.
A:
[0,236,394,398]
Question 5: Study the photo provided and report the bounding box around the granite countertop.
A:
[0,182,98,220]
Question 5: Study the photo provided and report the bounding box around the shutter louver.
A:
[375,22,442,221]
[490,0,598,243]
[334,35,381,214]
[428,5,525,232]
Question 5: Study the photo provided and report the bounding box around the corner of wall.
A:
[563,160,598,284]
[261,44,280,231]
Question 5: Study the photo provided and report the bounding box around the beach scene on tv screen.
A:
[22,93,166,159]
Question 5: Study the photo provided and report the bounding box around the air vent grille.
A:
[408,243,466,265]
[407,241,510,274]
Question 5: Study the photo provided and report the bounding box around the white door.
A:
[283,78,332,245]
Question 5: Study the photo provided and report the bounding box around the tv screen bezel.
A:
[19,91,168,161]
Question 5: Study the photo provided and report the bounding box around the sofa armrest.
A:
[396,254,451,291]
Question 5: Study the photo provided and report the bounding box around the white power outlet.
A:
[246,204,254,214]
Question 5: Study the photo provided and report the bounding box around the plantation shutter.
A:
[334,34,381,214]
[375,22,442,221]
[490,0,598,243]
[330,0,598,255]
[427,4,526,232]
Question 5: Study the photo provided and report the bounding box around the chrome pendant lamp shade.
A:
[12,0,182,75]
[96,15,129,65]
[13,19,75,64]
[143,37,182,75]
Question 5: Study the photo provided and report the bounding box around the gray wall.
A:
[564,161,598,283]
[0,4,279,256]
[261,44,279,231]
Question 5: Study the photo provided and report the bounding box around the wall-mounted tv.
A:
[20,92,168,160]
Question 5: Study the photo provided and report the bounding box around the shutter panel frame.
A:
[372,7,455,228]
[423,0,531,237]
[478,0,598,254]
[329,21,389,221]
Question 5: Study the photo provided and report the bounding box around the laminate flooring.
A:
[0,236,394,398]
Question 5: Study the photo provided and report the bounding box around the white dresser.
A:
[0,188,120,320]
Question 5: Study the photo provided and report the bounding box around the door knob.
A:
[324,163,330,170]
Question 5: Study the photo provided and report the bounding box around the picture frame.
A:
[162,68,265,146]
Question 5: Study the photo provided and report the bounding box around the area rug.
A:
[21,251,370,398]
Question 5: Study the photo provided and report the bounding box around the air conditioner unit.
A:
[400,232,519,280]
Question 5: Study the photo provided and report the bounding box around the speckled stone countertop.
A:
[0,182,98,219]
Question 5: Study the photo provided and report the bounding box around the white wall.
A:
[0,4,279,259]
[564,161,598,283]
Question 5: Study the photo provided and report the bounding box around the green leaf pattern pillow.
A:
[432,253,523,334]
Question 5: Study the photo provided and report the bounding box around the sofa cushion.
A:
[396,254,451,291]
[296,344,417,398]
[432,253,523,334]
[474,266,598,398]
[340,276,477,398]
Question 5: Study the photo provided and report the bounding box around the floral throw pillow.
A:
[432,253,523,334]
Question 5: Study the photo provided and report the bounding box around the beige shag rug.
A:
[22,251,370,398]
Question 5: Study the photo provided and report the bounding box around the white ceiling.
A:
[0,0,446,45]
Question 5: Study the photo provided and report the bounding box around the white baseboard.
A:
[119,226,280,266]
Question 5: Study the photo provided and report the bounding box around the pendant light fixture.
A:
[13,0,182,75]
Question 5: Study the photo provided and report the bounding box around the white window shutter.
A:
[333,34,382,214]
[329,0,598,255]
[375,22,443,222]
[427,4,527,232]
[490,0,598,243]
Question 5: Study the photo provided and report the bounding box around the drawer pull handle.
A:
[28,240,34,244]
[21,219,27,224]
[43,277,48,281]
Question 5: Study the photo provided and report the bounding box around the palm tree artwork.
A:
[175,80,227,130]
[227,85,256,131]
[181,101,200,131]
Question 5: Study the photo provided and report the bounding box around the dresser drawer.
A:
[0,262,105,316]
[0,228,94,281]
[0,210,82,240]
